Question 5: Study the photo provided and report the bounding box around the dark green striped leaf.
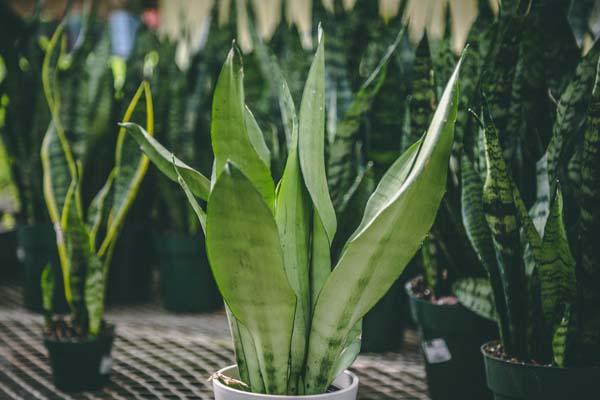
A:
[546,41,600,190]
[576,55,600,363]
[61,179,90,330]
[552,303,577,367]
[327,29,403,209]
[404,35,435,152]
[453,277,497,321]
[482,108,529,359]
[461,155,497,275]
[538,189,576,328]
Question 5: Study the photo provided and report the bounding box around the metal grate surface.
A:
[0,284,429,399]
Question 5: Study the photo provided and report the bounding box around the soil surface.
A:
[43,315,112,341]
[408,276,458,305]
[482,341,550,367]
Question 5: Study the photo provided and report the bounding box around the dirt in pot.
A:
[482,341,551,367]
[44,316,113,341]
[408,276,458,305]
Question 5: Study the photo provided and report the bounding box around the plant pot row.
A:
[406,276,600,400]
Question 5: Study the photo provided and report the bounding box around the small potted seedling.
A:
[124,27,464,398]
[40,24,153,392]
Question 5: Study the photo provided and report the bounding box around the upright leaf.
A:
[60,179,90,329]
[211,47,275,208]
[538,189,576,327]
[84,253,105,336]
[304,55,462,394]
[273,75,310,394]
[298,28,337,307]
[99,82,153,258]
[576,55,600,364]
[244,105,271,169]
[41,263,55,326]
[461,155,497,274]
[482,109,529,359]
[86,170,115,251]
[546,41,600,192]
[206,163,296,394]
[552,303,577,367]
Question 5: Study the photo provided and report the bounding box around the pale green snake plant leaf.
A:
[206,162,296,394]
[273,61,311,394]
[211,46,275,209]
[304,53,464,394]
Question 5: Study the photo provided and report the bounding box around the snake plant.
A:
[124,26,464,394]
[40,23,153,337]
[457,0,600,366]
[0,3,53,224]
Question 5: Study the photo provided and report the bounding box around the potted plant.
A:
[39,23,153,392]
[1,1,120,311]
[458,24,600,399]
[250,7,412,352]
[402,3,501,398]
[124,25,464,397]
[453,1,600,398]
[0,2,65,310]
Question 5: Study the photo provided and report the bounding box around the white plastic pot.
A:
[212,365,359,400]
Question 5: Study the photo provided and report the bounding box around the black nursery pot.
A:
[154,231,221,313]
[482,342,600,400]
[17,224,68,312]
[44,325,115,392]
[406,278,497,400]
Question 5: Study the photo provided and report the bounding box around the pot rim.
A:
[212,365,359,398]
[481,340,600,371]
